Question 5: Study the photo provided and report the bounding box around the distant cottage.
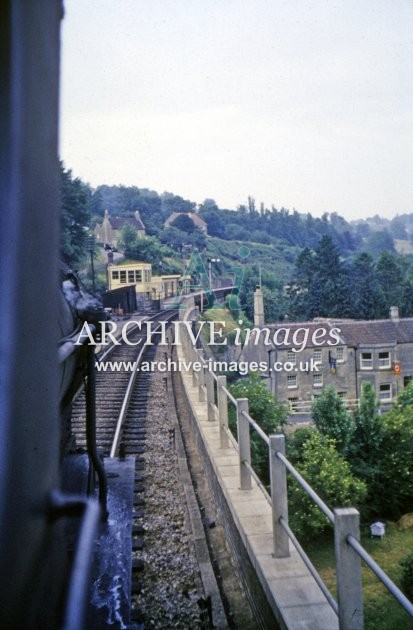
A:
[164,212,208,235]
[94,209,146,247]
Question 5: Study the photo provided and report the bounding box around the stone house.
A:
[164,212,208,235]
[94,209,146,246]
[241,301,413,413]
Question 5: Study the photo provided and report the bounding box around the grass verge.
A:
[306,521,413,629]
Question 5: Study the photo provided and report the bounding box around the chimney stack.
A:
[254,286,265,327]
[390,306,399,322]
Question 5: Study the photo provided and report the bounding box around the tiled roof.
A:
[336,318,413,347]
[266,317,413,348]
[110,216,145,231]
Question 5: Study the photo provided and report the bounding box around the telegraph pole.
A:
[88,236,96,293]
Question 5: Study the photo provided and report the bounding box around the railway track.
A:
[70,310,182,626]
[71,312,167,455]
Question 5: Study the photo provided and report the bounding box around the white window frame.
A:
[360,352,373,370]
[287,374,297,389]
[313,373,323,388]
[336,347,344,362]
[287,350,296,364]
[379,383,392,402]
[313,349,322,363]
[378,351,391,369]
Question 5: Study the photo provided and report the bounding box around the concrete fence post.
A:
[334,507,364,630]
[217,375,229,448]
[205,368,216,421]
[191,345,199,387]
[198,350,206,402]
[269,435,290,558]
[237,398,252,490]
[184,321,192,360]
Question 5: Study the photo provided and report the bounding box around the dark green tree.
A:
[349,253,384,319]
[348,382,384,514]
[198,200,226,238]
[364,230,395,257]
[229,374,287,484]
[171,214,196,233]
[389,215,407,240]
[311,385,355,455]
[374,395,413,517]
[60,163,92,268]
[307,236,350,318]
[288,431,367,539]
[125,236,175,273]
[118,224,139,252]
[376,251,404,312]
[287,247,315,319]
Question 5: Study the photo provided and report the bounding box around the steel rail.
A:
[220,385,238,407]
[109,311,177,458]
[98,312,160,362]
[241,410,270,445]
[279,517,339,615]
[347,535,413,617]
[276,451,335,523]
[243,461,272,506]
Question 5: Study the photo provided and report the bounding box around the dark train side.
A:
[0,3,110,627]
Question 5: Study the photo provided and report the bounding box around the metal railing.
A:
[179,314,413,629]
[288,398,359,414]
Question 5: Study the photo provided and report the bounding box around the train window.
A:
[144,269,150,282]
[136,270,142,282]
[128,271,134,282]
[112,271,119,280]
[120,271,126,284]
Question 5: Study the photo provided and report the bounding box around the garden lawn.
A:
[306,521,413,629]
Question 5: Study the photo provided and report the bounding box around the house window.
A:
[313,349,322,363]
[287,374,297,389]
[338,391,346,399]
[313,373,323,387]
[136,270,142,282]
[360,352,373,370]
[128,271,135,283]
[287,350,296,364]
[379,383,392,401]
[112,271,119,280]
[120,271,126,284]
[378,352,391,369]
[336,347,344,362]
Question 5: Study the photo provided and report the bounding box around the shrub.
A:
[399,551,413,600]
[288,431,367,540]
[228,374,287,484]
[373,404,413,518]
[311,385,355,455]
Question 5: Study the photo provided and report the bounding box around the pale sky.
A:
[60,0,413,220]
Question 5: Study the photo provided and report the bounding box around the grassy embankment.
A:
[306,522,413,629]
